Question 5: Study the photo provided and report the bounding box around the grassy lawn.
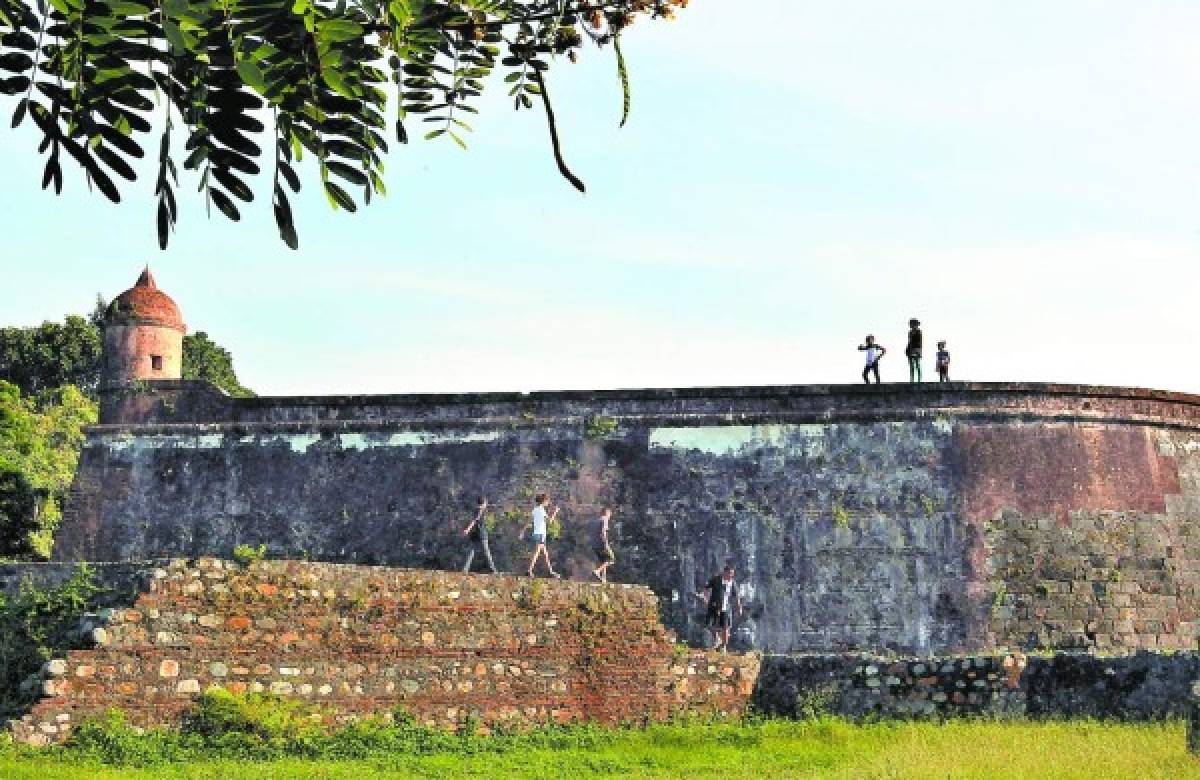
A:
[1,719,1197,779]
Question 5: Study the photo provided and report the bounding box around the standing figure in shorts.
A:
[698,564,743,652]
[523,493,561,578]
[460,496,498,574]
[591,507,615,583]
[936,340,951,382]
[858,335,886,384]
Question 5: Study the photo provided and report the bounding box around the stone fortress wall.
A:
[55,380,1200,657]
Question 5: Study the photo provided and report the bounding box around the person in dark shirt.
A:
[697,564,743,652]
[591,507,615,583]
[936,340,951,383]
[906,318,923,383]
[461,496,498,574]
[858,335,886,384]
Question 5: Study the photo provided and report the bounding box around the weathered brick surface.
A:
[10,559,758,744]
[55,382,1200,655]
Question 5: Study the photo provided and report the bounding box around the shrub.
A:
[184,689,324,744]
[584,415,618,439]
[231,544,267,566]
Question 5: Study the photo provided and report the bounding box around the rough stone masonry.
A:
[12,558,758,744]
[55,380,1200,656]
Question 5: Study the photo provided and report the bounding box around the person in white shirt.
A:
[697,564,743,652]
[858,334,887,384]
[522,492,561,578]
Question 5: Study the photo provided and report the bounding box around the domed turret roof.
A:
[106,268,186,332]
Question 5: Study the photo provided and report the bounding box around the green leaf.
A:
[235,60,267,94]
[317,19,363,43]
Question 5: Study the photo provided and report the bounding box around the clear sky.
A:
[2,2,1199,395]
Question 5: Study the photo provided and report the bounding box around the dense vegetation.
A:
[0,565,102,717]
[0,381,95,558]
[0,703,1195,779]
[0,1,688,249]
[0,310,251,558]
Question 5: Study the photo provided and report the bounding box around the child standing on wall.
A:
[461,496,498,574]
[905,318,923,383]
[936,340,951,382]
[523,493,561,578]
[858,335,886,384]
[591,507,615,583]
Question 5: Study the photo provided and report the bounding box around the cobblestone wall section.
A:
[753,651,1200,721]
[11,559,758,745]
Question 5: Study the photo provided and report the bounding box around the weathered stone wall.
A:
[12,558,758,744]
[57,382,1200,655]
[753,651,1200,721]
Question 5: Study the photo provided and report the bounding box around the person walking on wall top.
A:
[858,335,886,384]
[523,493,561,578]
[698,564,743,652]
[936,340,951,383]
[591,507,615,583]
[461,496,498,574]
[906,318,923,383]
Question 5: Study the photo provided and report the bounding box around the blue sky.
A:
[2,2,1199,395]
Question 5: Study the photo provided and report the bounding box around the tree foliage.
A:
[0,315,103,397]
[0,309,253,398]
[0,380,97,558]
[183,331,254,397]
[0,0,688,249]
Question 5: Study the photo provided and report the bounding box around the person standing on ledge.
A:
[461,496,498,574]
[936,340,951,383]
[523,493,561,578]
[906,318,923,383]
[858,334,886,384]
[591,507,615,583]
[698,564,743,652]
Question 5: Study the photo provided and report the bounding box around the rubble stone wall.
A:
[11,558,758,745]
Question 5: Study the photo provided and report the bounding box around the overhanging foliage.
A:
[0,0,687,248]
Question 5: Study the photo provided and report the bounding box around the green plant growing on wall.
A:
[795,684,838,720]
[584,415,618,439]
[991,586,1008,616]
[831,504,850,529]
[232,544,267,567]
[0,563,103,717]
[920,495,936,517]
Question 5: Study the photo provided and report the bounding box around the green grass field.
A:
[1,719,1197,779]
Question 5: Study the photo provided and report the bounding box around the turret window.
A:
[151,355,163,371]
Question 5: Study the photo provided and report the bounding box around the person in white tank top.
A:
[523,492,561,578]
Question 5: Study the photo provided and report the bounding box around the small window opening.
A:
[150,355,163,371]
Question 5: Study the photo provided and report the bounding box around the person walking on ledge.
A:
[523,493,561,578]
[698,564,743,652]
[936,340,951,383]
[858,335,886,384]
[461,496,498,574]
[906,318,923,383]
[591,507,615,583]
